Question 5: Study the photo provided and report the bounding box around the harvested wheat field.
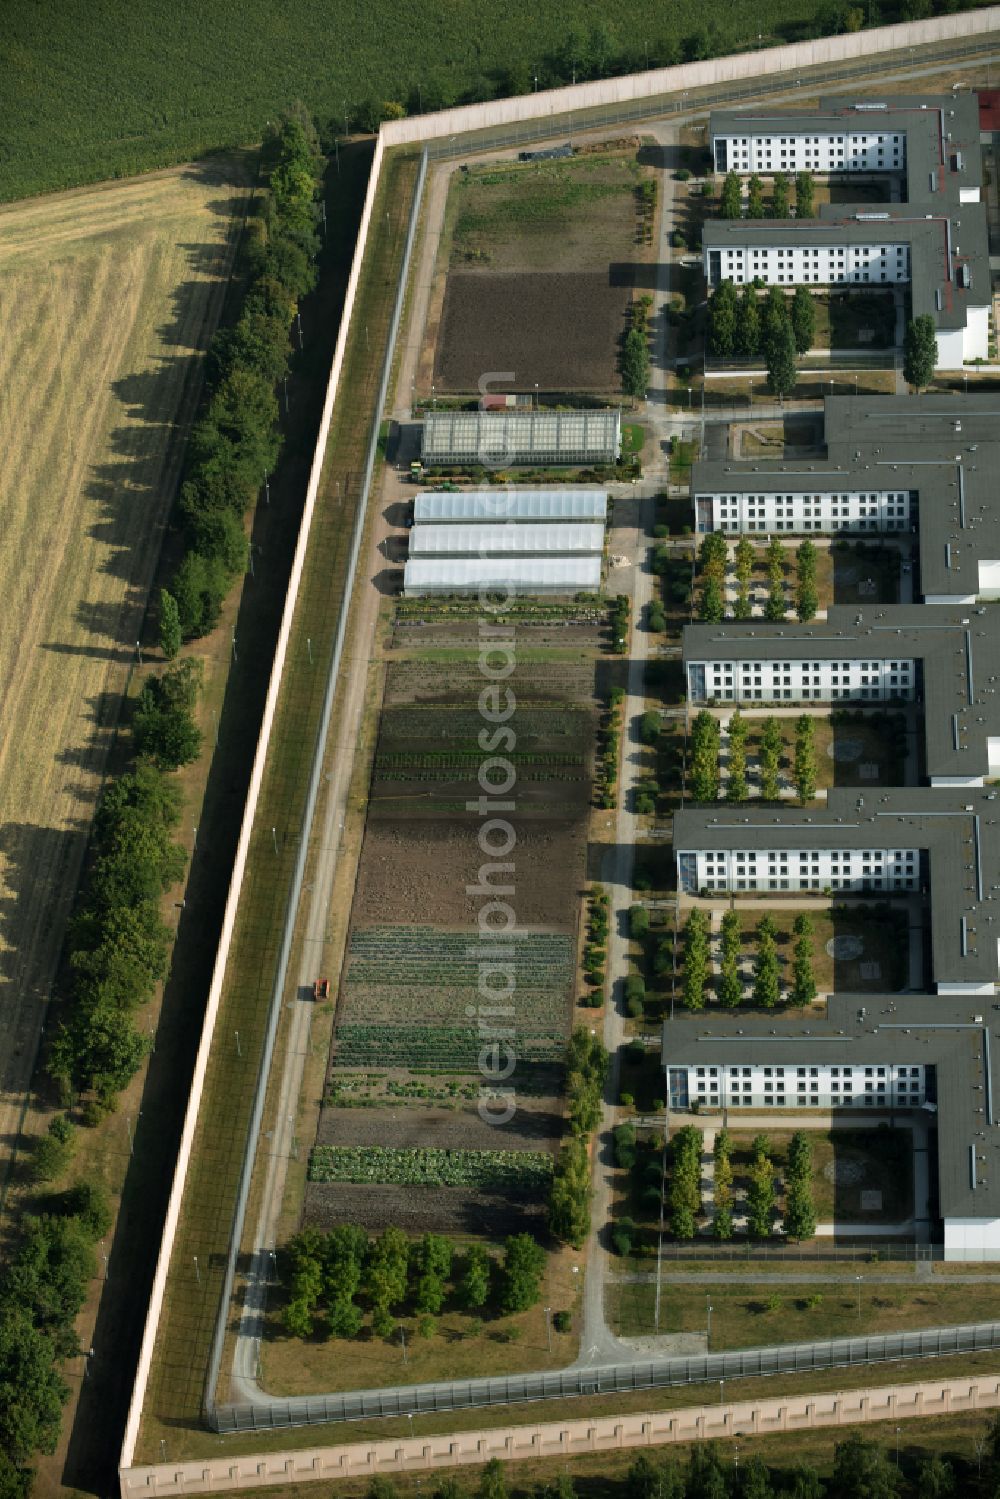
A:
[0,158,250,1182]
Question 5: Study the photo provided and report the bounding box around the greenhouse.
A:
[408,523,605,559]
[413,490,609,525]
[403,557,602,597]
[421,410,621,467]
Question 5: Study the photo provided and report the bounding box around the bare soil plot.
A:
[434,270,629,392]
[426,150,658,396]
[0,159,249,1180]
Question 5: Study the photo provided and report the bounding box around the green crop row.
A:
[308,1144,553,1190]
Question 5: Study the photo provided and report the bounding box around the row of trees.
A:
[696,526,817,627]
[0,1185,112,1498]
[689,709,722,801]
[162,111,322,645]
[712,1127,734,1240]
[719,169,815,221]
[621,295,652,399]
[667,1123,703,1240]
[550,1028,609,1247]
[746,1133,777,1239]
[283,1227,548,1340]
[785,1129,818,1240]
[680,910,816,1011]
[707,280,809,396]
[365,1423,973,1499]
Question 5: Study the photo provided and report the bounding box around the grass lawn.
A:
[608,1279,991,1343]
[706,370,898,406]
[723,906,909,998]
[668,437,697,484]
[810,290,897,351]
[832,539,901,605]
[622,421,647,456]
[261,1246,582,1396]
[727,1128,914,1223]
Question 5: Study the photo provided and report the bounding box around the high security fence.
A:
[212,1322,1000,1433]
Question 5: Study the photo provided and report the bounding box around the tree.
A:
[458,1245,492,1309]
[903,314,937,389]
[734,285,761,358]
[761,286,789,361]
[498,1234,545,1315]
[630,904,650,940]
[477,1460,508,1499]
[686,1444,729,1499]
[709,279,738,357]
[726,710,748,802]
[0,1308,68,1464]
[752,916,782,1009]
[747,174,765,219]
[740,1455,775,1499]
[746,1151,776,1238]
[699,575,725,622]
[622,325,650,398]
[720,171,742,219]
[830,1432,901,1498]
[764,579,787,623]
[158,589,181,660]
[639,710,661,745]
[791,285,816,354]
[682,909,710,1011]
[795,171,815,218]
[912,1456,955,1499]
[133,660,204,770]
[627,1455,685,1499]
[690,710,721,801]
[758,717,783,800]
[771,172,790,219]
[549,1137,591,1247]
[366,1227,409,1322]
[783,1466,824,1499]
[791,931,817,1008]
[793,714,817,802]
[766,319,798,399]
[796,538,819,622]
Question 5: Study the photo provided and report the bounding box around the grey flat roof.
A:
[691,393,1000,602]
[704,93,988,336]
[703,208,990,333]
[682,603,1000,783]
[661,988,1000,1223]
[674,787,1000,989]
[710,93,983,200]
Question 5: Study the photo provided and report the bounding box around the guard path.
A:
[127,1371,1000,1495]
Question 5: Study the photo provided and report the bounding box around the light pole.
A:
[895,1426,901,1467]
[545,1306,552,1352]
[719,1378,725,1405]
[193,1255,201,1285]
[748,377,753,414]
[400,1326,408,1364]
[706,1298,713,1349]
[855,1274,862,1317]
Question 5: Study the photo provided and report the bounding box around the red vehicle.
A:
[313,977,330,1000]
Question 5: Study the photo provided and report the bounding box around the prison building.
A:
[408,523,604,559]
[402,556,601,597]
[710,96,982,194]
[421,409,621,468]
[694,479,915,536]
[413,490,609,525]
[660,994,999,1259]
[673,788,1000,995]
[669,1058,928,1113]
[690,394,1000,608]
[703,95,989,368]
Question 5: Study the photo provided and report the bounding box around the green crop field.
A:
[308,1144,553,1189]
[4,0,994,204]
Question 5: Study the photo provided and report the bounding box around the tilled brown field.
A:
[305,1182,548,1236]
[302,619,604,1237]
[433,270,629,393]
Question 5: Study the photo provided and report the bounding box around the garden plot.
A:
[702,908,909,1008]
[306,617,601,1235]
[426,149,658,395]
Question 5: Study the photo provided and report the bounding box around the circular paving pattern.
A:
[826,737,864,762]
[825,935,865,960]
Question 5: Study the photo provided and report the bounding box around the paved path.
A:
[579,488,658,1367]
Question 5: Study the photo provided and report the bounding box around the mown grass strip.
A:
[136,147,420,1461]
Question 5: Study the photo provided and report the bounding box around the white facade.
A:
[944,1216,1000,1259]
[714,125,905,176]
[695,488,913,535]
[676,846,920,894]
[668,1061,926,1110]
[706,237,909,287]
[686,656,916,704]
